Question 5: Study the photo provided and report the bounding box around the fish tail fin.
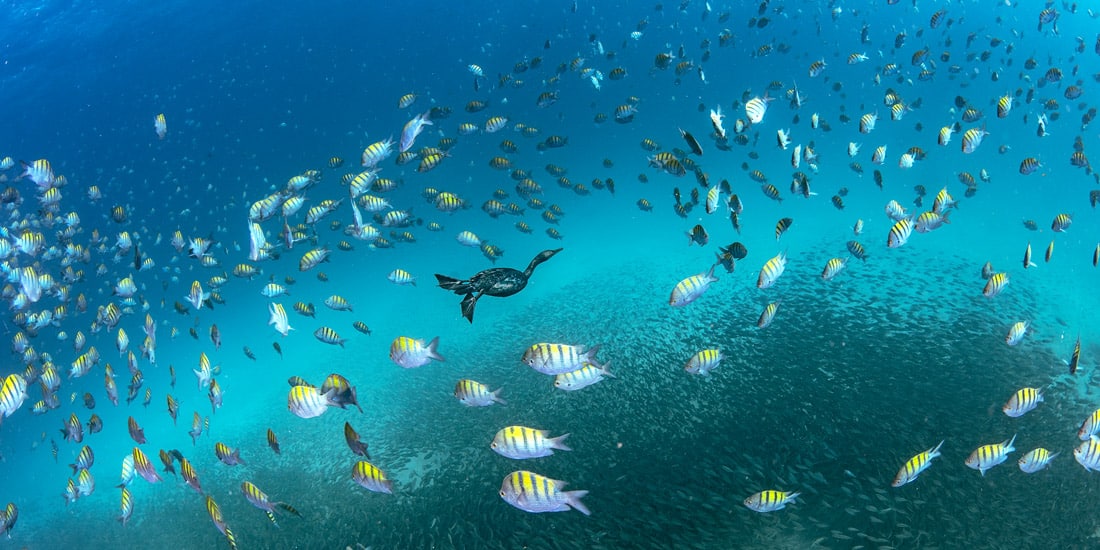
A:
[598,360,616,379]
[585,343,603,363]
[492,387,507,405]
[434,274,471,294]
[224,526,238,550]
[427,336,447,361]
[930,440,945,458]
[551,433,572,452]
[565,490,591,516]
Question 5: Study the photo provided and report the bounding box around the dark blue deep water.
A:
[1,1,1100,548]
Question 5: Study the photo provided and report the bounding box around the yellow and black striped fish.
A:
[1003,387,1043,418]
[287,385,332,419]
[892,440,944,487]
[292,302,315,317]
[757,251,787,289]
[417,151,448,173]
[118,486,134,526]
[181,457,202,493]
[821,258,848,281]
[757,302,780,329]
[1051,213,1072,232]
[996,94,1013,118]
[352,460,393,494]
[215,442,245,466]
[205,495,238,550]
[298,246,330,272]
[774,217,793,241]
[0,374,27,418]
[499,470,590,515]
[312,326,345,347]
[266,428,280,454]
[132,447,162,483]
[983,272,1009,298]
[744,489,800,513]
[887,218,913,248]
[965,435,1016,475]
[960,126,988,154]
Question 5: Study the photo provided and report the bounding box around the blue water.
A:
[2,1,1100,548]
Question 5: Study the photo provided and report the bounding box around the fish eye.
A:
[490,443,497,448]
[499,491,506,497]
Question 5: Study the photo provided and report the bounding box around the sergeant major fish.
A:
[522,343,601,375]
[1003,387,1043,418]
[685,349,722,375]
[390,336,445,368]
[744,490,799,513]
[892,440,945,487]
[454,379,506,406]
[499,470,590,515]
[555,361,615,391]
[491,426,571,459]
[1018,447,1057,474]
[757,251,787,289]
[965,434,1016,476]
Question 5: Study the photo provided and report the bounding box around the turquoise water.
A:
[2,1,1100,548]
